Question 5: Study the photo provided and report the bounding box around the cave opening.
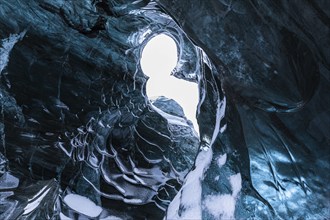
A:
[140,33,199,134]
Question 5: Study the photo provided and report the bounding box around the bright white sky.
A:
[140,34,199,133]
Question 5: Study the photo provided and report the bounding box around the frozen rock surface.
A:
[0,0,329,219]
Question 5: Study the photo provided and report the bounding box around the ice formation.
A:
[0,0,329,219]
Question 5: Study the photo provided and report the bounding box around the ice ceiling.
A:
[0,0,329,219]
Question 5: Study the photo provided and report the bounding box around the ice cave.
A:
[0,0,329,219]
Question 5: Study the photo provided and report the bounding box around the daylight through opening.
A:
[141,34,199,134]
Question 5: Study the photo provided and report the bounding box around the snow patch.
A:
[166,147,213,219]
[211,97,226,146]
[217,153,227,168]
[204,173,242,219]
[63,193,102,218]
[204,194,235,219]
[229,173,242,198]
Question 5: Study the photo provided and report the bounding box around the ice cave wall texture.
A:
[0,0,329,219]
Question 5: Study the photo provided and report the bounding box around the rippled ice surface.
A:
[0,0,329,219]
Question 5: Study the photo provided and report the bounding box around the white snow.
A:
[229,173,242,198]
[63,193,103,218]
[204,194,236,219]
[211,97,226,146]
[203,173,242,220]
[165,58,228,218]
[166,147,213,219]
[151,103,191,128]
[217,153,227,168]
[220,124,227,133]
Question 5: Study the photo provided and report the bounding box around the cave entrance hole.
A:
[140,34,199,134]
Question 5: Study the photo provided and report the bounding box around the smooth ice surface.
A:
[59,212,71,220]
[0,173,19,189]
[141,34,199,134]
[63,194,103,218]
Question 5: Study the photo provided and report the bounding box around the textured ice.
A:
[23,187,51,215]
[0,0,329,219]
[0,32,25,74]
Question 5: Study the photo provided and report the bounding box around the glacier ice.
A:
[0,0,329,219]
